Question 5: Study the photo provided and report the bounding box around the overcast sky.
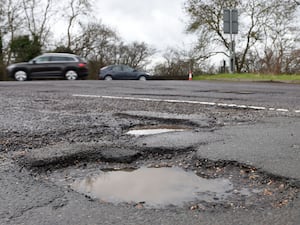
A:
[95,0,196,51]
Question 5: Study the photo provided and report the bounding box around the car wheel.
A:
[14,70,28,81]
[139,76,146,81]
[104,75,112,81]
[65,70,78,80]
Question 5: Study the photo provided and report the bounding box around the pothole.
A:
[30,145,299,211]
[126,125,191,136]
[71,167,259,208]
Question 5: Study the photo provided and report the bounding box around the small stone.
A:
[233,190,239,194]
[263,189,273,196]
[190,205,198,210]
[135,202,145,209]
[197,203,206,210]
[249,174,259,180]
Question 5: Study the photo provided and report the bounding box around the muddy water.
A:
[72,167,234,208]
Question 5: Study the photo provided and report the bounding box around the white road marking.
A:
[276,109,289,112]
[73,94,299,114]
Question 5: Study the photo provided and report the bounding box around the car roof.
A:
[103,64,133,68]
[41,53,78,57]
[37,53,87,62]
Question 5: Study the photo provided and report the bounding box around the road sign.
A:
[223,9,238,34]
[224,9,238,73]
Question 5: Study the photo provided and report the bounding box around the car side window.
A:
[112,66,122,72]
[76,56,86,62]
[51,56,76,62]
[35,56,50,63]
[122,65,134,72]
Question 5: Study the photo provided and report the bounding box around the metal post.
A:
[232,39,235,73]
[224,9,238,74]
[229,12,233,74]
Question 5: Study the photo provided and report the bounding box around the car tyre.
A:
[139,76,146,81]
[104,75,113,81]
[65,70,78,80]
[14,70,28,81]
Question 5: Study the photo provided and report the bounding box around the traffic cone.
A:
[188,71,193,80]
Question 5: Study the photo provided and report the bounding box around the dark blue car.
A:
[99,65,152,81]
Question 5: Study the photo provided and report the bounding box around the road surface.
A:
[0,80,299,225]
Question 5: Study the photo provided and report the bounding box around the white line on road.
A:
[276,109,290,112]
[73,94,299,114]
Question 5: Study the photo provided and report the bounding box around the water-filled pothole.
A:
[71,167,240,208]
[126,125,190,136]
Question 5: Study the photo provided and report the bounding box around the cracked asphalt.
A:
[0,80,299,225]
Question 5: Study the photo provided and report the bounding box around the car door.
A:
[29,56,51,78]
[48,56,74,77]
[121,65,136,79]
[111,65,125,79]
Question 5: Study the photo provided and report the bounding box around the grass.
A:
[193,73,300,83]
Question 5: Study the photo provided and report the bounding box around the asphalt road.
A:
[0,80,299,225]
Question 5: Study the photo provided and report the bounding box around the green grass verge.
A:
[193,73,300,83]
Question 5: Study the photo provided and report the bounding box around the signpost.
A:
[224,9,238,73]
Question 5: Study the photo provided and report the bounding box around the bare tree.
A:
[114,42,155,69]
[70,21,156,78]
[4,0,25,65]
[1,0,24,77]
[22,0,54,46]
[256,0,299,74]
[160,48,190,76]
[72,21,118,61]
[154,46,205,77]
[71,21,119,78]
[0,0,5,79]
[285,49,300,74]
[63,0,92,49]
[184,0,299,73]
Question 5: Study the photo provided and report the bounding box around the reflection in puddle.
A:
[72,167,234,208]
[237,188,261,196]
[127,128,187,136]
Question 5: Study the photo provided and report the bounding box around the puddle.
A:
[127,126,189,136]
[127,128,187,136]
[236,188,261,196]
[71,167,234,208]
